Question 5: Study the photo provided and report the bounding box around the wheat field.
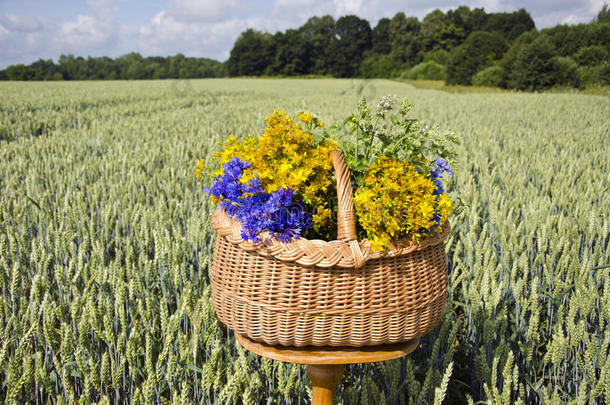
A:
[0,79,609,404]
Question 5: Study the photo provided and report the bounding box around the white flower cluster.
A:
[376,94,398,114]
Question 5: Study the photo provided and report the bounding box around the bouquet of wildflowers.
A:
[198,96,458,251]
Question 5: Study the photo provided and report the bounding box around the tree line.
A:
[2,5,609,91]
[227,5,610,90]
[0,53,225,81]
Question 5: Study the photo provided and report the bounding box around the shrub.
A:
[423,49,451,66]
[576,65,609,86]
[472,65,504,87]
[405,61,447,80]
[359,54,401,78]
[599,63,610,84]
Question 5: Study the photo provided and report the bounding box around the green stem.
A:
[354,117,359,165]
[364,115,381,163]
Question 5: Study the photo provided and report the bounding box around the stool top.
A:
[235,333,420,365]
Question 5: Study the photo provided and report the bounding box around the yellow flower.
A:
[354,156,453,251]
[195,160,205,179]
[299,112,312,125]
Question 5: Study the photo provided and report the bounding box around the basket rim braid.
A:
[210,149,450,347]
[212,150,450,269]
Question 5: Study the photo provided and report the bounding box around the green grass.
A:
[0,79,609,404]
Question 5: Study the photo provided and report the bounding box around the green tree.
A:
[483,9,535,41]
[574,45,609,66]
[59,54,89,80]
[269,29,311,75]
[389,12,421,66]
[168,53,186,78]
[447,6,488,35]
[298,15,335,74]
[327,15,372,77]
[420,9,451,51]
[446,31,507,85]
[553,56,581,88]
[371,18,391,54]
[6,64,34,80]
[30,59,57,80]
[88,56,116,80]
[594,3,610,23]
[227,29,275,76]
[508,35,559,90]
[542,23,610,57]
[499,30,539,86]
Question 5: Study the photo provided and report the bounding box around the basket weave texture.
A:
[211,150,449,347]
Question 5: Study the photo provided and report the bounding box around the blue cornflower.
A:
[206,157,311,243]
[430,158,453,195]
[427,158,453,233]
[432,178,445,194]
[435,158,453,175]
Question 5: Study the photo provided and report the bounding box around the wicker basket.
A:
[210,150,449,347]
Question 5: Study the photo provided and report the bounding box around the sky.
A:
[0,0,606,68]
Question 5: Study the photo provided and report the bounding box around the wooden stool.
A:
[235,333,420,405]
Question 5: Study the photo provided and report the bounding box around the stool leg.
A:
[306,364,344,405]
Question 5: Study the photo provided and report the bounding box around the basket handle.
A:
[330,150,366,268]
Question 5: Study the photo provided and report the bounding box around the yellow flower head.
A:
[298,112,312,125]
[195,160,205,179]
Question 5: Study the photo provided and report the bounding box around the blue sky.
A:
[0,0,605,68]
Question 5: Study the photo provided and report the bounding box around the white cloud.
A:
[138,10,260,60]
[55,0,120,50]
[474,0,502,12]
[562,14,583,24]
[587,0,606,14]
[1,14,44,32]
[0,0,125,67]
[169,0,253,23]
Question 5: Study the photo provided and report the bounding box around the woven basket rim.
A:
[211,208,450,269]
